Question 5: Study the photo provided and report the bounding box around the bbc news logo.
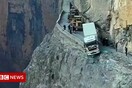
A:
[0,72,26,82]
[0,75,9,80]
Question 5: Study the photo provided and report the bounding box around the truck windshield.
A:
[85,40,97,47]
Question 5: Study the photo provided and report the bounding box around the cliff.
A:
[0,0,61,72]
[20,0,132,88]
[0,0,61,88]
[20,24,132,88]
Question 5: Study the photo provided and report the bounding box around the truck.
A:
[82,22,100,55]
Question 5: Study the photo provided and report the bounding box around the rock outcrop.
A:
[110,0,132,54]
[20,25,132,88]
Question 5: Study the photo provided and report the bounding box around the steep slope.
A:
[0,0,61,88]
[0,0,61,71]
[20,25,132,88]
[110,0,132,54]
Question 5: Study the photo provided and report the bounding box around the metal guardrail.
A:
[56,10,84,48]
[56,10,64,23]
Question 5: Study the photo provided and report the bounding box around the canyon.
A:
[0,0,61,88]
[20,0,132,88]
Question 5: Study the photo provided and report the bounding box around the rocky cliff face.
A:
[0,0,61,72]
[20,0,132,88]
[20,25,132,88]
[110,0,132,54]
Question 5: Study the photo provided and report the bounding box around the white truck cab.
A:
[83,22,100,55]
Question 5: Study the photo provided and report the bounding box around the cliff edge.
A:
[20,24,132,88]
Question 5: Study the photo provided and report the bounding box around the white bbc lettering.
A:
[0,75,3,80]
[3,75,9,80]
